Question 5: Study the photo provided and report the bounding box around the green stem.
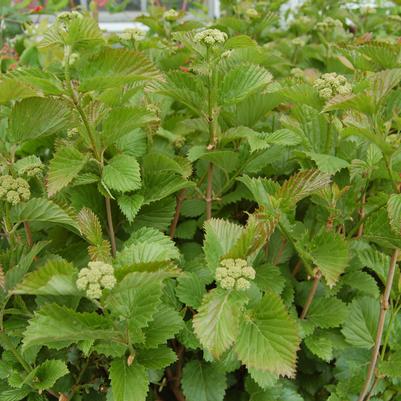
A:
[64,46,100,161]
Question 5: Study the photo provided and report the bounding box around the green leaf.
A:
[22,304,114,351]
[24,359,69,390]
[304,333,333,362]
[310,231,349,287]
[193,289,245,359]
[110,359,149,401]
[143,304,183,348]
[219,64,272,105]
[277,170,331,208]
[77,207,103,245]
[102,154,141,193]
[342,271,379,298]
[13,198,78,231]
[342,297,380,349]
[136,345,177,369]
[106,272,164,341]
[117,194,144,223]
[176,272,206,309]
[234,292,300,377]
[47,147,88,196]
[78,48,161,92]
[101,107,157,147]
[379,350,401,378]
[303,152,349,175]
[203,219,242,270]
[8,97,72,143]
[387,193,401,236]
[182,360,227,401]
[40,17,104,50]
[14,258,79,296]
[0,387,30,401]
[247,368,277,390]
[306,297,348,329]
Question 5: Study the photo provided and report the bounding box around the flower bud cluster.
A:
[76,261,116,299]
[57,11,83,24]
[163,9,179,22]
[313,72,351,99]
[118,27,146,42]
[0,175,30,205]
[19,161,43,177]
[245,8,259,19]
[316,17,343,32]
[194,29,227,46]
[215,258,256,291]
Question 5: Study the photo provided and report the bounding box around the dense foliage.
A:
[2,1,401,400]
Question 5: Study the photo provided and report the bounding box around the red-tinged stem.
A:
[170,189,186,239]
[105,197,116,257]
[23,221,33,247]
[300,271,322,319]
[205,163,214,220]
[292,260,302,277]
[358,248,400,401]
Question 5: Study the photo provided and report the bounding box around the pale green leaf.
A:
[306,297,348,329]
[47,146,88,196]
[117,194,144,223]
[102,154,141,193]
[234,292,300,377]
[14,258,79,296]
[193,289,245,359]
[176,272,206,309]
[24,360,69,390]
[182,360,226,401]
[110,359,149,401]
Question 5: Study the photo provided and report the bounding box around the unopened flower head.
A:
[19,161,43,177]
[0,175,30,205]
[76,261,116,299]
[163,9,179,22]
[118,27,146,42]
[316,17,343,32]
[194,29,227,46]
[246,8,259,19]
[57,11,83,24]
[216,258,255,291]
[313,72,351,99]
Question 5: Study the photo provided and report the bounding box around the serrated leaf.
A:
[304,333,333,362]
[277,170,331,208]
[136,345,177,369]
[234,292,300,377]
[310,231,349,287]
[12,198,78,231]
[110,359,149,401]
[219,64,272,105]
[40,17,104,49]
[102,154,141,193]
[106,272,164,342]
[22,304,114,351]
[248,368,277,390]
[387,193,401,236]
[193,289,245,359]
[101,107,157,147]
[203,219,242,271]
[24,359,68,390]
[379,350,401,378]
[342,297,381,349]
[78,48,161,92]
[8,97,72,143]
[47,147,88,196]
[14,258,78,296]
[142,304,183,348]
[117,194,144,223]
[306,297,348,329]
[182,360,227,401]
[176,272,206,309]
[303,152,349,175]
[77,207,103,245]
[342,271,379,298]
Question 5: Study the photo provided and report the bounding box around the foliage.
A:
[1,2,401,401]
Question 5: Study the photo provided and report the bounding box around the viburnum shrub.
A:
[2,1,401,401]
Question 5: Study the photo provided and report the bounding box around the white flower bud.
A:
[194,29,227,46]
[236,277,251,291]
